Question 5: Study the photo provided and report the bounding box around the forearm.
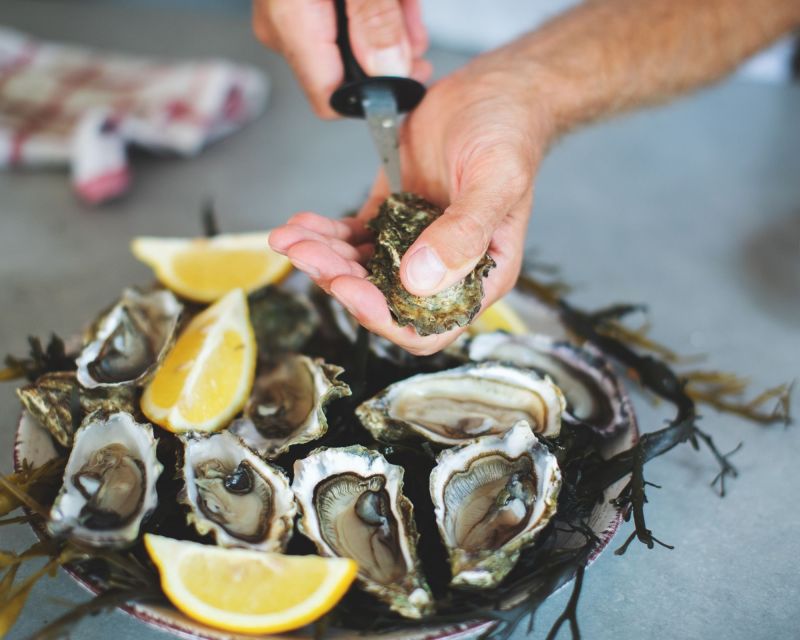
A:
[490,0,800,137]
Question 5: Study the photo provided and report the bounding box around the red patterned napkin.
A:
[0,27,268,203]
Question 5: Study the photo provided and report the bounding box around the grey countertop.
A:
[2,2,799,639]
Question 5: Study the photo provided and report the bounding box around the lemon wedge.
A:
[131,233,292,303]
[469,298,527,335]
[141,289,255,433]
[144,534,357,635]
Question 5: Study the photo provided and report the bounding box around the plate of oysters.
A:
[9,194,639,640]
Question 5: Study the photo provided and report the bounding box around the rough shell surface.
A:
[248,285,319,359]
[292,446,434,619]
[229,355,350,459]
[179,431,296,552]
[367,193,495,336]
[76,288,182,389]
[48,411,162,548]
[467,332,632,436]
[16,371,136,447]
[429,422,562,589]
[356,362,565,445]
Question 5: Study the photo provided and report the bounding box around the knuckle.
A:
[448,211,491,261]
[251,1,277,47]
[348,0,404,47]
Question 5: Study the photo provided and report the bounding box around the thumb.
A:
[347,0,412,77]
[399,156,531,297]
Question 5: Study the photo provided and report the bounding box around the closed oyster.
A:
[229,355,350,458]
[429,422,561,588]
[367,193,495,336]
[467,332,632,435]
[76,288,182,388]
[356,362,566,445]
[292,446,434,619]
[248,285,318,358]
[48,411,161,548]
[16,371,136,447]
[179,431,296,551]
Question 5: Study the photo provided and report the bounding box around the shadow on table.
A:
[739,209,800,328]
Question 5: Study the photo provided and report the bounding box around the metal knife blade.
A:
[361,84,402,193]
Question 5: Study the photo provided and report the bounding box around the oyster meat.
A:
[229,355,350,458]
[76,288,182,388]
[16,371,136,447]
[468,332,632,435]
[48,411,162,548]
[180,431,296,551]
[429,422,561,588]
[292,446,434,619]
[357,362,565,445]
[367,193,495,336]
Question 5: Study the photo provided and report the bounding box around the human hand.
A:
[252,0,432,118]
[269,50,555,356]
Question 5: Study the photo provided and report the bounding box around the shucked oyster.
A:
[292,446,434,619]
[48,411,162,548]
[76,288,182,388]
[367,193,495,336]
[356,362,566,445]
[229,355,350,458]
[180,431,296,551]
[429,422,561,588]
[17,371,136,447]
[467,332,632,435]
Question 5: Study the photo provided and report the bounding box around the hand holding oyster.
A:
[269,191,510,355]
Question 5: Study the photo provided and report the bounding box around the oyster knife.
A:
[329,0,426,193]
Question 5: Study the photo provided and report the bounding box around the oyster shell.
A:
[229,355,350,458]
[356,362,566,445]
[248,285,318,358]
[16,371,136,447]
[292,446,434,619]
[76,288,182,388]
[367,193,495,336]
[48,411,162,548]
[467,332,632,435]
[429,422,561,588]
[179,431,296,551]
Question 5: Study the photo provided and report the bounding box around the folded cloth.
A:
[0,27,268,203]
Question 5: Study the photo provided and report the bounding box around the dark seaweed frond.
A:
[1,336,76,383]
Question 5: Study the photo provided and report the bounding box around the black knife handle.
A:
[329,0,426,118]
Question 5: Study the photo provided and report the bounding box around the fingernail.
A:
[367,45,409,77]
[291,258,320,279]
[406,246,446,293]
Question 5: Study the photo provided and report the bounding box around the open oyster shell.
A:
[48,411,162,548]
[179,431,296,551]
[356,362,566,445]
[16,371,136,447]
[292,446,434,619]
[467,332,632,436]
[76,288,182,389]
[228,355,351,459]
[429,422,561,589]
[367,193,495,336]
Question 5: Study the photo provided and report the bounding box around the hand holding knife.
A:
[329,0,426,193]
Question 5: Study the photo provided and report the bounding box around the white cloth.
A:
[0,27,268,203]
